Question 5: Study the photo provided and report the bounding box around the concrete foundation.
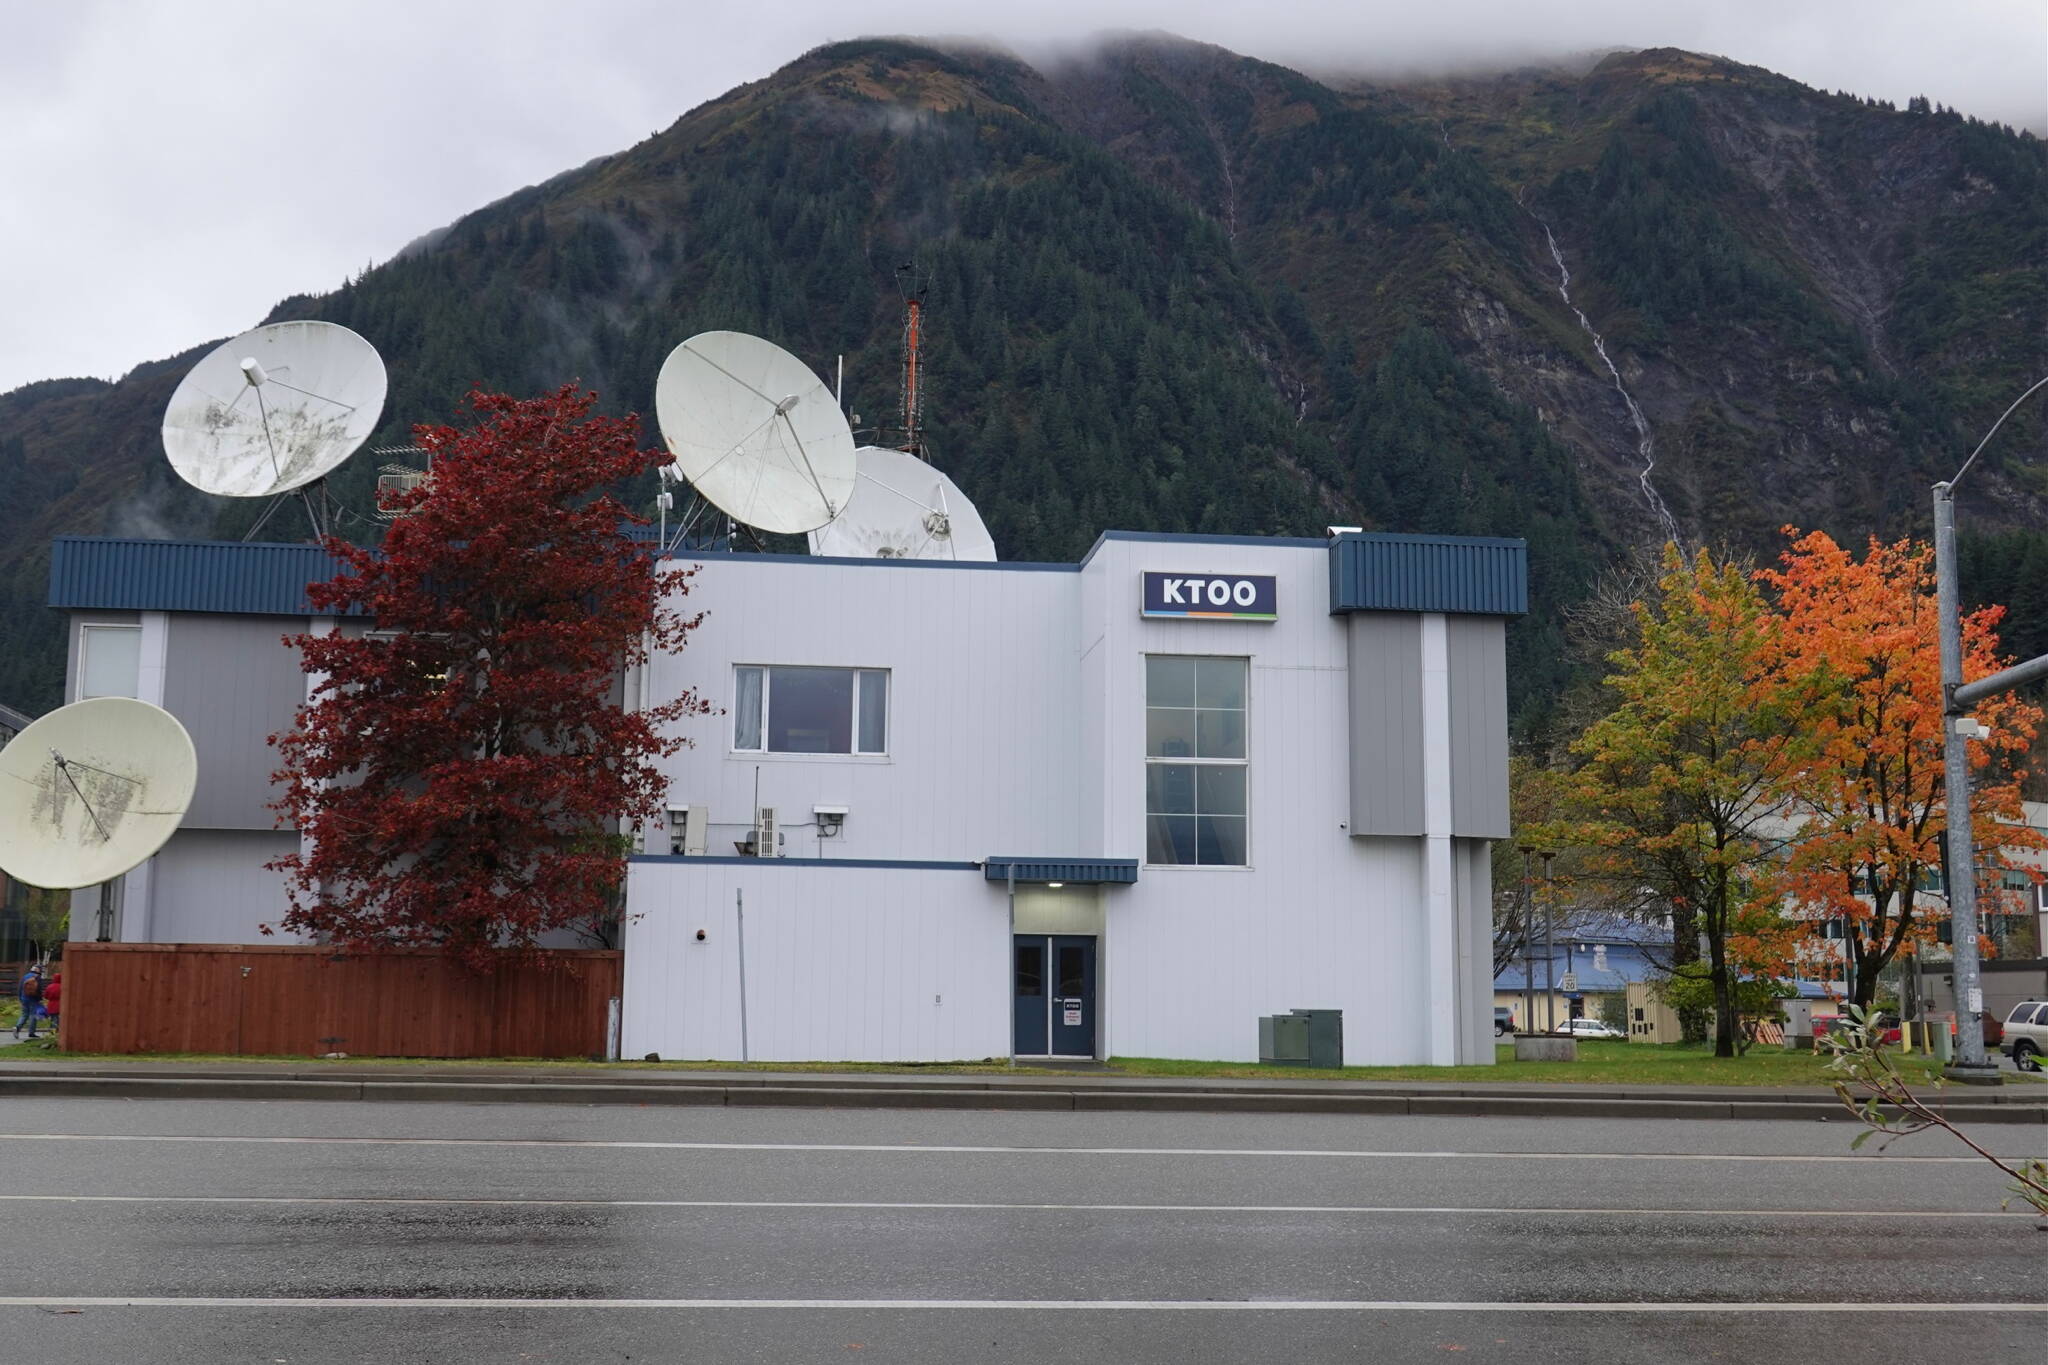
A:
[1513,1035,1579,1062]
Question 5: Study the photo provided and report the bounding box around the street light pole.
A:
[1933,482,1994,1077]
[1518,845,1535,1035]
[1540,851,1557,1035]
[1931,373,2048,1082]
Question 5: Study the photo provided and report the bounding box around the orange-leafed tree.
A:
[1759,529,2042,1009]
[1565,546,1797,1058]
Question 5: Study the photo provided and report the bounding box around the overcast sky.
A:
[3,0,2042,395]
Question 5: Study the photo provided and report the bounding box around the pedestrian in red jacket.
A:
[40,973,60,1037]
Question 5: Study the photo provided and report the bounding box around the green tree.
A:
[1564,546,1795,1057]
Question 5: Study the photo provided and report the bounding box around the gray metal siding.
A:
[1327,533,1528,616]
[148,829,300,941]
[1456,839,1495,1064]
[162,614,307,829]
[50,538,348,616]
[1346,613,1425,836]
[1446,616,1511,838]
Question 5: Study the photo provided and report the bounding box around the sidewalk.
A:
[2,1058,2044,1123]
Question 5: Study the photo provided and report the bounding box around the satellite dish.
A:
[162,321,388,498]
[809,446,998,562]
[0,699,197,890]
[655,331,856,535]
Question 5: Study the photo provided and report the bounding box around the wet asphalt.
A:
[0,1097,2041,1363]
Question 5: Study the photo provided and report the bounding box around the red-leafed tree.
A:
[269,386,709,966]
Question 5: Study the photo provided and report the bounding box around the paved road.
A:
[0,1097,2041,1362]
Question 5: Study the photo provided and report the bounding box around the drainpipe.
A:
[1006,866,1016,1069]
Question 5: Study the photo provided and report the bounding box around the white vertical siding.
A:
[622,862,1009,1062]
[137,612,169,705]
[645,560,1083,862]
[625,538,1495,1066]
[1079,538,1442,1065]
[1419,613,1457,1064]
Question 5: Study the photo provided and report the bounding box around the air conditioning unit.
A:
[736,807,780,857]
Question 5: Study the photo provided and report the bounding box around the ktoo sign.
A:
[1140,572,1277,622]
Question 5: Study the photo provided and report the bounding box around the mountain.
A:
[3,35,2043,734]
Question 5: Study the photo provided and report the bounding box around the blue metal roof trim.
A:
[1327,532,1528,616]
[982,857,1139,885]
[49,537,355,617]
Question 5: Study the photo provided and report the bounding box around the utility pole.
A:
[1931,374,2048,1082]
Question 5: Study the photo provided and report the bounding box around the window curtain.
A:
[733,666,764,750]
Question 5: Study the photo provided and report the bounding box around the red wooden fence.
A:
[62,943,622,1058]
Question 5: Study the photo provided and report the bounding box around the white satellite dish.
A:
[0,699,197,891]
[654,331,856,535]
[162,320,387,498]
[809,446,998,561]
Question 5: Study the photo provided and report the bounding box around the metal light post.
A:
[1519,844,1536,1035]
[1933,481,1992,1075]
[1540,851,1557,1034]
[1932,374,2048,1080]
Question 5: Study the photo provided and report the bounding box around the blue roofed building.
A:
[1493,914,1671,1032]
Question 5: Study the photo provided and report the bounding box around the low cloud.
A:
[3,0,2040,397]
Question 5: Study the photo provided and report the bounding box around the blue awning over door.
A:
[983,858,1138,885]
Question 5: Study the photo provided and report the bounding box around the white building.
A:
[49,527,1524,1066]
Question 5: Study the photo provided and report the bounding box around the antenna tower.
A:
[897,265,928,460]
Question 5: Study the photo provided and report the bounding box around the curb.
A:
[1,1072,2042,1123]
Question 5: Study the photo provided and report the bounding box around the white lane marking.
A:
[0,1297,2041,1313]
[0,1134,2010,1164]
[0,1195,2020,1220]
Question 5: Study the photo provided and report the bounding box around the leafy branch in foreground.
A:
[1822,1004,2048,1217]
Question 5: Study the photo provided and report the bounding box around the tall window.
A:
[734,666,888,755]
[79,624,142,699]
[1145,655,1247,865]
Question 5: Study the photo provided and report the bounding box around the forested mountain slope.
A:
[2,36,2041,733]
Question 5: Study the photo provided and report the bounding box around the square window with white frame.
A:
[1145,655,1247,865]
[79,623,142,699]
[733,665,888,755]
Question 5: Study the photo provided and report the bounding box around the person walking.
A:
[39,972,60,1043]
[13,967,43,1040]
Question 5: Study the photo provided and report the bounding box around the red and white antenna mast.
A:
[897,265,928,460]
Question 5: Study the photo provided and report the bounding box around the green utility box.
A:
[1258,1012,1309,1066]
[1259,1009,1343,1068]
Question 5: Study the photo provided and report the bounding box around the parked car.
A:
[2003,1000,2048,1072]
[1981,1010,2005,1050]
[1554,1017,1626,1040]
[1494,1007,1518,1036]
[1820,1010,2005,1052]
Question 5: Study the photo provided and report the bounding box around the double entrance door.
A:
[1013,934,1096,1058]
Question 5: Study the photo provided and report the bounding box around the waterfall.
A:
[1539,225,1680,545]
